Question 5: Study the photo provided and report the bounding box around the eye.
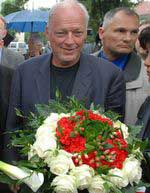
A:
[116,28,126,33]
[131,30,138,35]
[73,31,83,37]
[141,51,148,60]
[55,31,66,37]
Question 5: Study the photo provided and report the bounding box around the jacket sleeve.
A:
[105,70,126,122]
[3,68,22,162]
[6,67,22,130]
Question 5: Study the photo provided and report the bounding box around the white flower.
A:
[47,150,75,175]
[43,113,60,132]
[114,121,129,139]
[122,156,142,185]
[32,135,56,158]
[51,174,78,193]
[0,161,44,192]
[36,124,56,138]
[108,168,128,188]
[88,175,107,193]
[44,113,59,124]
[70,164,94,190]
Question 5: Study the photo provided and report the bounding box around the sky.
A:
[25,0,58,10]
[0,0,148,11]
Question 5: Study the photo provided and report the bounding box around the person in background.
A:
[5,0,125,159]
[25,33,43,59]
[135,20,150,59]
[94,7,150,125]
[136,26,150,193]
[43,40,52,54]
[0,14,24,193]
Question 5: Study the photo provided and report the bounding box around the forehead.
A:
[50,6,86,29]
[108,11,139,29]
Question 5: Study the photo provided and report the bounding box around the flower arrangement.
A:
[0,98,148,193]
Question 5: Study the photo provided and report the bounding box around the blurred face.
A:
[46,5,87,67]
[135,23,150,59]
[143,44,150,81]
[99,11,139,60]
[0,18,7,46]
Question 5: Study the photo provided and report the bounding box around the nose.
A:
[144,53,150,68]
[65,32,75,44]
[124,32,132,41]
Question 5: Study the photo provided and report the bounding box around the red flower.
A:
[56,110,128,171]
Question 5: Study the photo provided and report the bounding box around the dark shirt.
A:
[98,51,129,70]
[50,62,79,100]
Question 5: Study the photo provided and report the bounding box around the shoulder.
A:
[3,47,23,58]
[81,53,121,74]
[17,53,51,72]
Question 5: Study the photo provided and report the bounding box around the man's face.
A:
[46,6,87,67]
[143,44,150,81]
[99,11,139,60]
[135,23,150,59]
[0,19,7,41]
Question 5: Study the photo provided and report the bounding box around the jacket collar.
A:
[124,52,141,82]
[34,53,92,103]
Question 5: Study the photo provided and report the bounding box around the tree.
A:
[79,0,141,40]
[0,0,28,16]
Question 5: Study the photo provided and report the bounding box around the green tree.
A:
[1,0,28,16]
[79,0,141,40]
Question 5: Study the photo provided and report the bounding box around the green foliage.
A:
[0,171,16,185]
[0,0,28,16]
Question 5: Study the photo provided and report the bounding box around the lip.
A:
[63,47,77,53]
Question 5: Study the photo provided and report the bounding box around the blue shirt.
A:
[98,51,129,70]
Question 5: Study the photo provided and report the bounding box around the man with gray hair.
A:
[94,7,150,125]
[6,0,125,144]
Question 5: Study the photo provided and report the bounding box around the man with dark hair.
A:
[136,26,150,193]
[0,14,24,193]
[0,14,24,150]
[94,7,150,125]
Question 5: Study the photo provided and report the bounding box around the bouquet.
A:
[0,97,148,193]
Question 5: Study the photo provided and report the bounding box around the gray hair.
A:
[47,0,89,31]
[102,7,139,29]
[0,14,7,29]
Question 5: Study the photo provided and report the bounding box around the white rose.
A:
[114,121,129,139]
[44,113,60,132]
[36,124,55,138]
[88,175,107,193]
[108,168,128,188]
[59,113,70,119]
[70,164,94,190]
[51,174,78,193]
[44,113,59,125]
[47,150,75,175]
[123,156,142,185]
[33,135,56,158]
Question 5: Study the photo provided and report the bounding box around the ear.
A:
[98,27,104,40]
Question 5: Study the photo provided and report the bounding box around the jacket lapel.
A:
[72,53,92,101]
[124,52,141,83]
[34,54,51,103]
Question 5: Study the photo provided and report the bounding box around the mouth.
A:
[62,47,78,54]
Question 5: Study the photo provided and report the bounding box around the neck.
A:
[102,49,125,61]
[52,56,80,68]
